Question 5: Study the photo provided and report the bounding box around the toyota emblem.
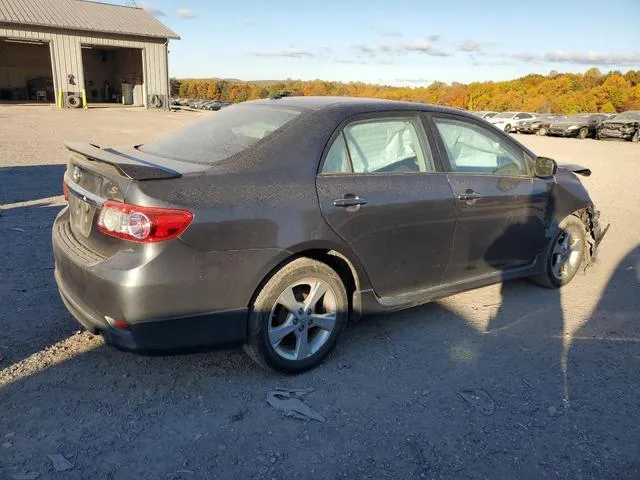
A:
[72,166,82,183]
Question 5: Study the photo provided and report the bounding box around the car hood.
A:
[557,163,591,177]
[600,119,639,127]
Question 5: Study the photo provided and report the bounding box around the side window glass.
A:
[322,133,351,173]
[343,118,432,174]
[434,117,528,176]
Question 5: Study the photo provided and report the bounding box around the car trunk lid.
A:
[63,143,207,256]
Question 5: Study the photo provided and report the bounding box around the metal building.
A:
[0,0,179,108]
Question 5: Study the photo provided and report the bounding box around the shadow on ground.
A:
[1,245,638,479]
[0,164,65,204]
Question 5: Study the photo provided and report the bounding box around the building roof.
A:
[0,0,179,40]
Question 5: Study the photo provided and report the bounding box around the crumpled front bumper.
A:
[597,128,634,139]
[584,207,609,268]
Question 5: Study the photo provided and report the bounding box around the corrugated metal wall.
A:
[0,24,169,108]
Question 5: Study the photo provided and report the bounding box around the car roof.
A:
[245,95,475,117]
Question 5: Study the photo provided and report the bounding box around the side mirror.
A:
[534,156,557,178]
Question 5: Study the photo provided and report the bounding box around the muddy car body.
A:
[596,111,640,142]
[52,97,607,372]
[548,114,610,139]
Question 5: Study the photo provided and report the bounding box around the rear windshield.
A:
[140,104,301,164]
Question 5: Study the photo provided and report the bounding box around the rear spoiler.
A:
[65,142,182,180]
[557,163,591,177]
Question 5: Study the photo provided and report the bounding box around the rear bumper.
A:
[55,268,247,351]
[51,207,281,352]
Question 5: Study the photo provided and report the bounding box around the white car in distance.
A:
[488,112,536,133]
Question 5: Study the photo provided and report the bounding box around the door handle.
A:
[333,196,368,207]
[457,191,482,201]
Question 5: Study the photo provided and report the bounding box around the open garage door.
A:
[0,38,54,104]
[81,45,144,107]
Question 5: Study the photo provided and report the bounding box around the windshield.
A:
[493,112,515,119]
[612,112,640,121]
[140,104,301,164]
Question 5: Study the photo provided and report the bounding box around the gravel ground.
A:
[1,106,639,480]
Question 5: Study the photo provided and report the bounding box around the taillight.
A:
[97,200,193,243]
[63,181,69,201]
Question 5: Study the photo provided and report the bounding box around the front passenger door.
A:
[429,114,550,282]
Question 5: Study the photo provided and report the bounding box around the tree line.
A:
[171,68,640,114]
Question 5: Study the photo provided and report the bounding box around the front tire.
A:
[537,127,548,136]
[504,124,512,133]
[244,258,348,373]
[578,127,589,139]
[530,215,587,289]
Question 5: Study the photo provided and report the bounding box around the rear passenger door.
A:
[427,113,549,282]
[316,113,456,298]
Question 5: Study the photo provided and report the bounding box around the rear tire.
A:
[530,215,587,289]
[537,127,548,136]
[578,127,589,139]
[244,258,348,373]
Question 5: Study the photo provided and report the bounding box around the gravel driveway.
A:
[1,106,638,480]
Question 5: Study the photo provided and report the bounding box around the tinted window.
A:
[322,133,350,173]
[341,118,432,174]
[434,117,527,176]
[140,104,301,164]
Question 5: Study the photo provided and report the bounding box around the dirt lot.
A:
[1,105,639,480]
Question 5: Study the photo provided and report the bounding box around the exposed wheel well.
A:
[249,249,360,317]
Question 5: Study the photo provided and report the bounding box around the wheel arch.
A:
[247,242,371,321]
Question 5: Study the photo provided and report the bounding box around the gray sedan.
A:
[53,97,607,372]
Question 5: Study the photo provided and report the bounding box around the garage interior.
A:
[0,38,54,103]
[81,45,144,106]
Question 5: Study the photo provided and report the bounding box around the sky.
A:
[117,0,640,86]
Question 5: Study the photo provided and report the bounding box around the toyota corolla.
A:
[52,96,607,372]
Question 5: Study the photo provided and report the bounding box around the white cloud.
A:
[354,39,451,57]
[428,34,440,42]
[513,50,640,66]
[458,40,484,52]
[177,8,195,19]
[139,1,165,17]
[253,49,315,59]
[395,78,433,84]
[352,44,377,55]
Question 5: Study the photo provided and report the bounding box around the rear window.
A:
[140,104,301,164]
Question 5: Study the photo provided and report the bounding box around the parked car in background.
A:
[488,112,536,133]
[516,114,562,136]
[53,96,607,373]
[596,111,640,142]
[472,111,498,119]
[203,101,231,111]
[547,114,610,139]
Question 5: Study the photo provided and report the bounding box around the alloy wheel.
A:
[267,278,337,361]
[550,227,583,281]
